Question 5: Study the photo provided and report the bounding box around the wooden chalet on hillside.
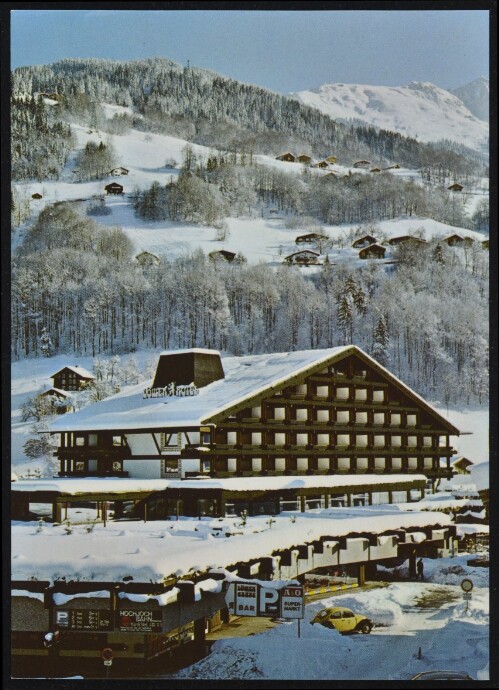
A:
[135,251,160,268]
[50,365,95,392]
[447,183,464,192]
[295,233,328,245]
[108,166,129,176]
[352,235,377,249]
[387,236,426,247]
[325,156,337,164]
[31,193,43,200]
[105,182,124,195]
[358,244,386,260]
[209,250,237,262]
[297,154,312,164]
[353,160,371,169]
[276,152,295,162]
[313,161,329,169]
[46,347,460,518]
[452,457,474,475]
[370,167,381,173]
[284,250,321,265]
[443,234,473,247]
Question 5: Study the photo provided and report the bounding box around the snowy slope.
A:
[292,82,488,153]
[452,77,489,123]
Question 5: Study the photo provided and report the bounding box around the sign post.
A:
[460,578,473,611]
[101,647,113,679]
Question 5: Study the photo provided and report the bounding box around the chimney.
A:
[152,349,224,389]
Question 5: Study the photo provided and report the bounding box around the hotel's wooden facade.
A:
[53,348,459,487]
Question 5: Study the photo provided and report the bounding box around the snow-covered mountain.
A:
[452,77,489,123]
[292,81,488,153]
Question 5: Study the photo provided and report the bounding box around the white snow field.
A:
[168,553,488,681]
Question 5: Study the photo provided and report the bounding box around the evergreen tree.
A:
[372,315,389,367]
[39,327,55,357]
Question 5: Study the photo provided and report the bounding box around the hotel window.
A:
[355,411,368,424]
[337,434,350,447]
[355,388,367,401]
[252,458,262,472]
[74,460,86,472]
[295,408,308,421]
[391,435,402,447]
[316,385,328,397]
[336,387,349,400]
[374,435,385,447]
[374,412,385,426]
[297,457,308,471]
[251,432,262,445]
[318,457,330,471]
[227,431,237,445]
[274,407,285,420]
[372,389,385,403]
[356,435,368,447]
[317,433,329,446]
[408,457,418,469]
[201,430,211,445]
[439,435,448,447]
[407,414,417,426]
[112,435,123,446]
[338,457,350,471]
[424,457,433,469]
[227,458,237,472]
[75,435,85,447]
[316,409,329,423]
[251,406,261,418]
[274,432,286,446]
[112,460,123,472]
[336,410,350,424]
[295,384,307,396]
[88,434,98,447]
[374,457,386,470]
[423,436,433,448]
[392,457,402,470]
[390,413,401,426]
[357,457,368,470]
[407,435,418,447]
[275,457,286,472]
[296,433,308,446]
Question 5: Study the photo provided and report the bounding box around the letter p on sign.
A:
[259,587,279,615]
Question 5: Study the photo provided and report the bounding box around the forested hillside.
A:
[11,58,487,183]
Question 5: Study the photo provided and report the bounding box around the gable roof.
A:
[352,235,377,248]
[48,346,460,435]
[51,365,95,380]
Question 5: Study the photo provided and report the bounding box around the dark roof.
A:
[387,235,426,246]
[358,244,386,258]
[295,233,328,243]
[209,250,237,261]
[352,235,377,248]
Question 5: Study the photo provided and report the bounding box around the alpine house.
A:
[42,347,460,518]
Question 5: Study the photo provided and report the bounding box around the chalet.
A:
[352,235,377,249]
[50,365,95,392]
[295,233,328,245]
[324,172,337,178]
[482,239,489,250]
[38,388,73,415]
[313,161,329,169]
[31,193,42,200]
[370,167,381,173]
[135,251,160,268]
[104,182,124,195]
[284,250,321,265]
[108,166,129,176]
[452,457,474,475]
[447,183,464,192]
[209,250,237,262]
[353,160,371,169]
[325,156,337,164]
[388,236,426,247]
[443,234,470,247]
[383,164,401,170]
[276,153,295,162]
[297,154,312,164]
[45,346,460,513]
[358,244,386,260]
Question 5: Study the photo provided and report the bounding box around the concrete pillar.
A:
[324,493,330,509]
[388,490,393,504]
[408,550,417,579]
[348,493,353,507]
[52,500,62,523]
[406,489,411,503]
[367,492,372,506]
[357,563,366,587]
[300,495,306,513]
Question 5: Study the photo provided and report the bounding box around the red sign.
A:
[101,647,113,661]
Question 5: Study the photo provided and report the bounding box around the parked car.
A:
[311,606,373,634]
[410,670,473,681]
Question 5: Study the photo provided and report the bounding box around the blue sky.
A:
[11,9,489,92]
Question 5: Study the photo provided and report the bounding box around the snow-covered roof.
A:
[47,346,460,434]
[11,477,171,495]
[167,474,427,492]
[40,387,70,398]
[51,365,95,380]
